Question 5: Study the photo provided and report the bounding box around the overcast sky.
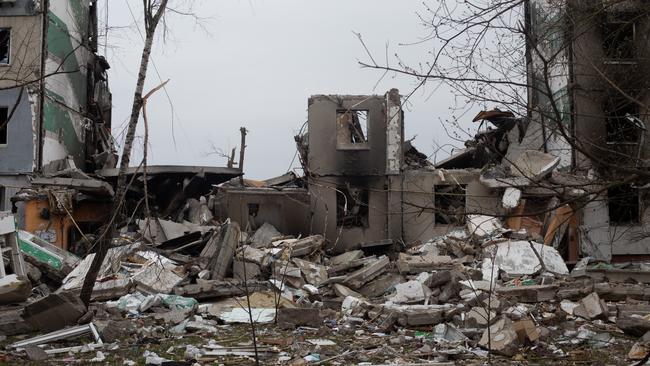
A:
[101,1,481,179]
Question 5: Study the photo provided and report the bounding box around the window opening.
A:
[609,184,640,224]
[0,28,9,64]
[337,184,369,227]
[434,184,466,225]
[337,110,369,146]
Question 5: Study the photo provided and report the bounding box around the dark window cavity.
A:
[435,184,466,225]
[0,107,7,145]
[602,13,636,59]
[608,184,640,225]
[604,96,639,143]
[337,184,369,228]
[0,28,9,64]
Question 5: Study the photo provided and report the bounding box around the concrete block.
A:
[479,317,519,356]
[496,284,558,303]
[0,274,31,304]
[293,258,328,286]
[277,307,320,329]
[573,292,608,320]
[233,260,261,281]
[23,293,87,332]
[344,255,389,289]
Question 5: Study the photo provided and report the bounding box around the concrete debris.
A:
[0,274,31,304]
[389,280,430,304]
[573,292,608,320]
[483,240,569,280]
[3,93,650,364]
[344,255,390,289]
[219,308,276,324]
[250,222,282,248]
[510,150,560,180]
[479,317,519,356]
[467,215,502,238]
[23,293,87,332]
[501,187,521,209]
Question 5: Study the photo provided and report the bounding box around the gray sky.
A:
[102,1,480,179]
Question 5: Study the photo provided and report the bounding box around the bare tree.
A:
[80,0,169,306]
[348,0,650,267]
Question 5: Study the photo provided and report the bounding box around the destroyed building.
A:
[5,1,650,364]
[526,0,650,261]
[0,0,114,211]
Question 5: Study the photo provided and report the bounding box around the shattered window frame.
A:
[336,109,370,150]
[601,12,637,60]
[434,184,467,225]
[0,28,9,65]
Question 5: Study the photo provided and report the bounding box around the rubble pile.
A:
[1,210,649,364]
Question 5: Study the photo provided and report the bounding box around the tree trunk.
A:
[79,0,168,306]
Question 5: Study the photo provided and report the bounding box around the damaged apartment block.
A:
[7,1,650,364]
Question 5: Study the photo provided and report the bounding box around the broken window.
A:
[0,107,7,145]
[336,184,369,227]
[608,184,640,225]
[602,13,636,59]
[247,203,259,218]
[0,28,9,64]
[604,96,639,143]
[337,110,369,147]
[434,184,466,225]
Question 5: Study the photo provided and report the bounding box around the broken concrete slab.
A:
[23,293,87,332]
[389,280,430,304]
[466,307,496,327]
[219,308,275,324]
[250,223,282,248]
[479,317,519,356]
[133,262,185,294]
[238,245,268,266]
[31,176,115,196]
[0,274,31,304]
[572,292,608,320]
[510,150,560,180]
[174,280,270,300]
[60,242,140,291]
[397,253,453,274]
[482,240,569,280]
[207,222,240,280]
[293,258,328,286]
[502,187,521,209]
[513,319,540,343]
[359,273,404,298]
[138,218,194,244]
[384,303,458,326]
[286,235,325,257]
[433,323,469,343]
[329,250,364,267]
[89,278,132,301]
[277,307,321,329]
[333,283,365,299]
[0,307,33,336]
[344,255,389,289]
[328,256,376,275]
[496,284,558,303]
[24,345,49,361]
[618,316,650,337]
[233,260,261,281]
[467,215,502,238]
